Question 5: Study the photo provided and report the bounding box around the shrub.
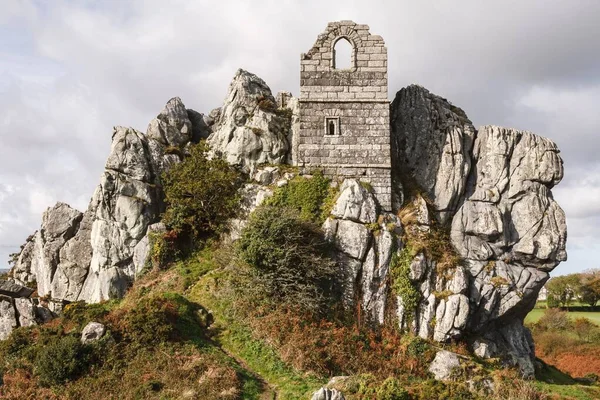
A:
[266,171,335,223]
[62,300,117,329]
[34,335,87,387]
[236,206,337,313]
[118,292,204,346]
[573,317,597,341]
[534,331,577,357]
[162,141,241,238]
[536,308,571,331]
[376,377,409,400]
[148,230,179,269]
[121,296,178,345]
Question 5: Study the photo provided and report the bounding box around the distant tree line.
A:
[545,269,600,308]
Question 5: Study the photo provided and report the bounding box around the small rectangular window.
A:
[325,117,340,136]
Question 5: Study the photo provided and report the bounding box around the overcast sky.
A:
[1,0,599,275]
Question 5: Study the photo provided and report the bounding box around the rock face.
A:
[391,85,476,224]
[323,180,400,323]
[11,97,195,304]
[0,280,50,339]
[207,69,291,173]
[391,86,567,377]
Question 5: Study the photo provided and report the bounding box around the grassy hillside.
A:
[1,240,599,399]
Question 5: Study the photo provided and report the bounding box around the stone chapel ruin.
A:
[297,21,392,210]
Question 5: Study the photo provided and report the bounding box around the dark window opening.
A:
[325,117,339,136]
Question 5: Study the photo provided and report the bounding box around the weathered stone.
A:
[186,108,211,142]
[208,69,290,173]
[51,209,93,301]
[332,220,371,260]
[433,294,469,342]
[331,179,378,224]
[132,223,167,276]
[429,350,461,381]
[391,85,476,224]
[146,97,192,147]
[253,166,280,185]
[81,321,106,344]
[311,387,346,400]
[14,298,36,327]
[0,297,17,340]
[335,253,362,309]
[0,280,34,298]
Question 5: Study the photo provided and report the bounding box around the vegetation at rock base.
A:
[161,141,241,240]
[390,246,421,316]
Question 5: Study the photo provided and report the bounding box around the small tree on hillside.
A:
[162,141,241,239]
[546,274,580,308]
[236,205,338,314]
[578,269,600,308]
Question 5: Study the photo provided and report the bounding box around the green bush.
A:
[148,230,180,269]
[35,335,87,387]
[0,326,34,360]
[162,141,241,238]
[62,300,118,328]
[121,293,203,345]
[536,308,571,331]
[236,205,338,313]
[266,171,336,223]
[376,377,410,400]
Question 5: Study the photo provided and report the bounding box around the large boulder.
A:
[391,85,476,224]
[0,297,18,340]
[390,89,567,377]
[207,69,290,173]
[311,388,346,400]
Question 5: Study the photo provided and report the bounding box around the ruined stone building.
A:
[297,21,392,210]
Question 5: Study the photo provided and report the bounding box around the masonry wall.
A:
[298,21,392,210]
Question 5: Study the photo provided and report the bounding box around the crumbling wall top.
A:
[301,20,386,73]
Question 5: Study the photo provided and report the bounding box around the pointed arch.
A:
[332,36,355,70]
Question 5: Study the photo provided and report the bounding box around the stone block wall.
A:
[298,21,392,210]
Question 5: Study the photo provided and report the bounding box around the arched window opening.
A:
[333,38,353,69]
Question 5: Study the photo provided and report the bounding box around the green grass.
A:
[525,309,600,325]
[535,362,600,400]
[185,250,326,400]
